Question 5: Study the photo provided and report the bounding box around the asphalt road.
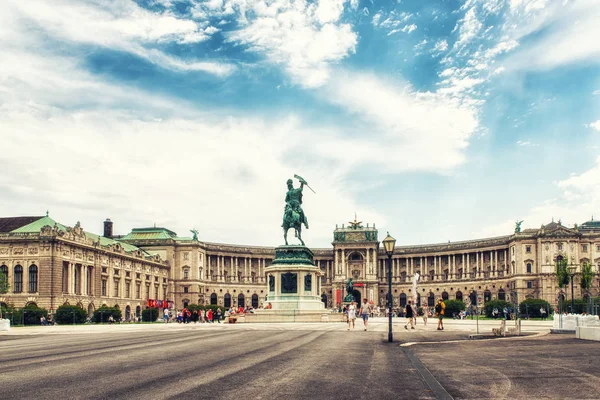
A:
[0,327,434,400]
[1,322,598,400]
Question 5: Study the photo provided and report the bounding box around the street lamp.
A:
[567,266,577,314]
[382,232,396,343]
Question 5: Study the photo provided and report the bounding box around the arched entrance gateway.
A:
[351,289,361,305]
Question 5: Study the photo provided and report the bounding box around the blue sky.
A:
[1,0,599,247]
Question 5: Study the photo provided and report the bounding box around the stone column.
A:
[466,253,470,277]
[504,250,507,275]
[494,250,498,277]
[452,255,456,279]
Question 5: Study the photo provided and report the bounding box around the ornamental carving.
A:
[0,248,9,255]
[28,248,38,255]
[13,248,24,255]
[304,274,312,291]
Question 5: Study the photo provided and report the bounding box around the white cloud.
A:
[401,24,417,34]
[477,156,600,238]
[5,0,234,76]
[503,0,600,71]
[432,39,448,53]
[516,140,538,147]
[226,0,358,87]
[322,71,480,172]
[589,120,600,131]
[454,7,482,49]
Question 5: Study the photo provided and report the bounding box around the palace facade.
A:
[1,214,599,317]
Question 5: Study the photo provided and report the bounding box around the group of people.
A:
[40,315,55,326]
[164,308,223,324]
[404,298,446,331]
[344,299,372,331]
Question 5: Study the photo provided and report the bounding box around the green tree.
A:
[0,272,9,319]
[556,257,570,288]
[519,298,552,318]
[580,261,595,293]
[93,306,121,323]
[443,299,466,318]
[484,300,511,318]
[55,304,87,325]
[142,307,158,322]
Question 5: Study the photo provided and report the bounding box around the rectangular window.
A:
[597,245,600,252]
[101,280,107,296]
[527,281,533,289]
[163,286,167,299]
[136,284,141,299]
[183,286,188,293]
[557,243,563,251]
[526,246,531,253]
[583,244,588,252]
[114,268,119,276]
[146,283,151,298]
[125,282,130,298]
[114,280,119,297]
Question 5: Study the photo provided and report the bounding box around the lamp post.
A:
[567,266,577,314]
[382,232,396,343]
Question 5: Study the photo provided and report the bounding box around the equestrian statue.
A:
[282,174,315,246]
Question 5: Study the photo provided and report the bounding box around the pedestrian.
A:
[347,301,357,330]
[404,300,415,330]
[435,298,445,330]
[207,308,213,323]
[163,309,169,323]
[216,308,222,323]
[422,305,429,327]
[360,298,370,331]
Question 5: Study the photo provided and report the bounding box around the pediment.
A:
[539,226,579,238]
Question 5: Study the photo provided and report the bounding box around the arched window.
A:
[0,265,8,283]
[399,293,407,307]
[455,291,463,301]
[252,294,259,308]
[428,292,435,307]
[224,293,231,308]
[29,265,38,293]
[14,265,23,293]
[498,289,506,301]
[238,293,245,308]
[210,293,217,305]
[484,290,492,303]
[349,252,363,261]
[442,291,449,300]
[526,263,532,273]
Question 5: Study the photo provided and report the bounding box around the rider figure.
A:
[283,178,309,229]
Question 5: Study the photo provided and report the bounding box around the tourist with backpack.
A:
[435,298,445,330]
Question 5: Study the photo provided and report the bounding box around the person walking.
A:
[360,298,370,331]
[347,301,357,330]
[216,308,222,323]
[404,300,415,330]
[422,304,429,327]
[435,298,446,330]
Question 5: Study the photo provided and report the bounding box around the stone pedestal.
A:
[263,245,325,311]
[0,319,10,331]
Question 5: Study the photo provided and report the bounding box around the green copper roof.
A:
[11,216,149,256]
[11,216,67,233]
[120,227,177,241]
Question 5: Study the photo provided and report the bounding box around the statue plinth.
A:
[262,245,324,311]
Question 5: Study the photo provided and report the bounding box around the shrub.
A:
[519,298,552,318]
[55,304,87,325]
[93,306,122,323]
[11,304,49,326]
[483,300,511,318]
[443,299,466,318]
[142,307,159,322]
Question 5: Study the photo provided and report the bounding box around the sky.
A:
[1,0,599,248]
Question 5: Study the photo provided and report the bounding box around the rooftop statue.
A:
[190,229,199,240]
[282,175,314,246]
[515,220,524,233]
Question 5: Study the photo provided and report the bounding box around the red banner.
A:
[335,289,341,305]
[354,282,364,287]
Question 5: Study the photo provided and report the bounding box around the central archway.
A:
[351,289,361,305]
